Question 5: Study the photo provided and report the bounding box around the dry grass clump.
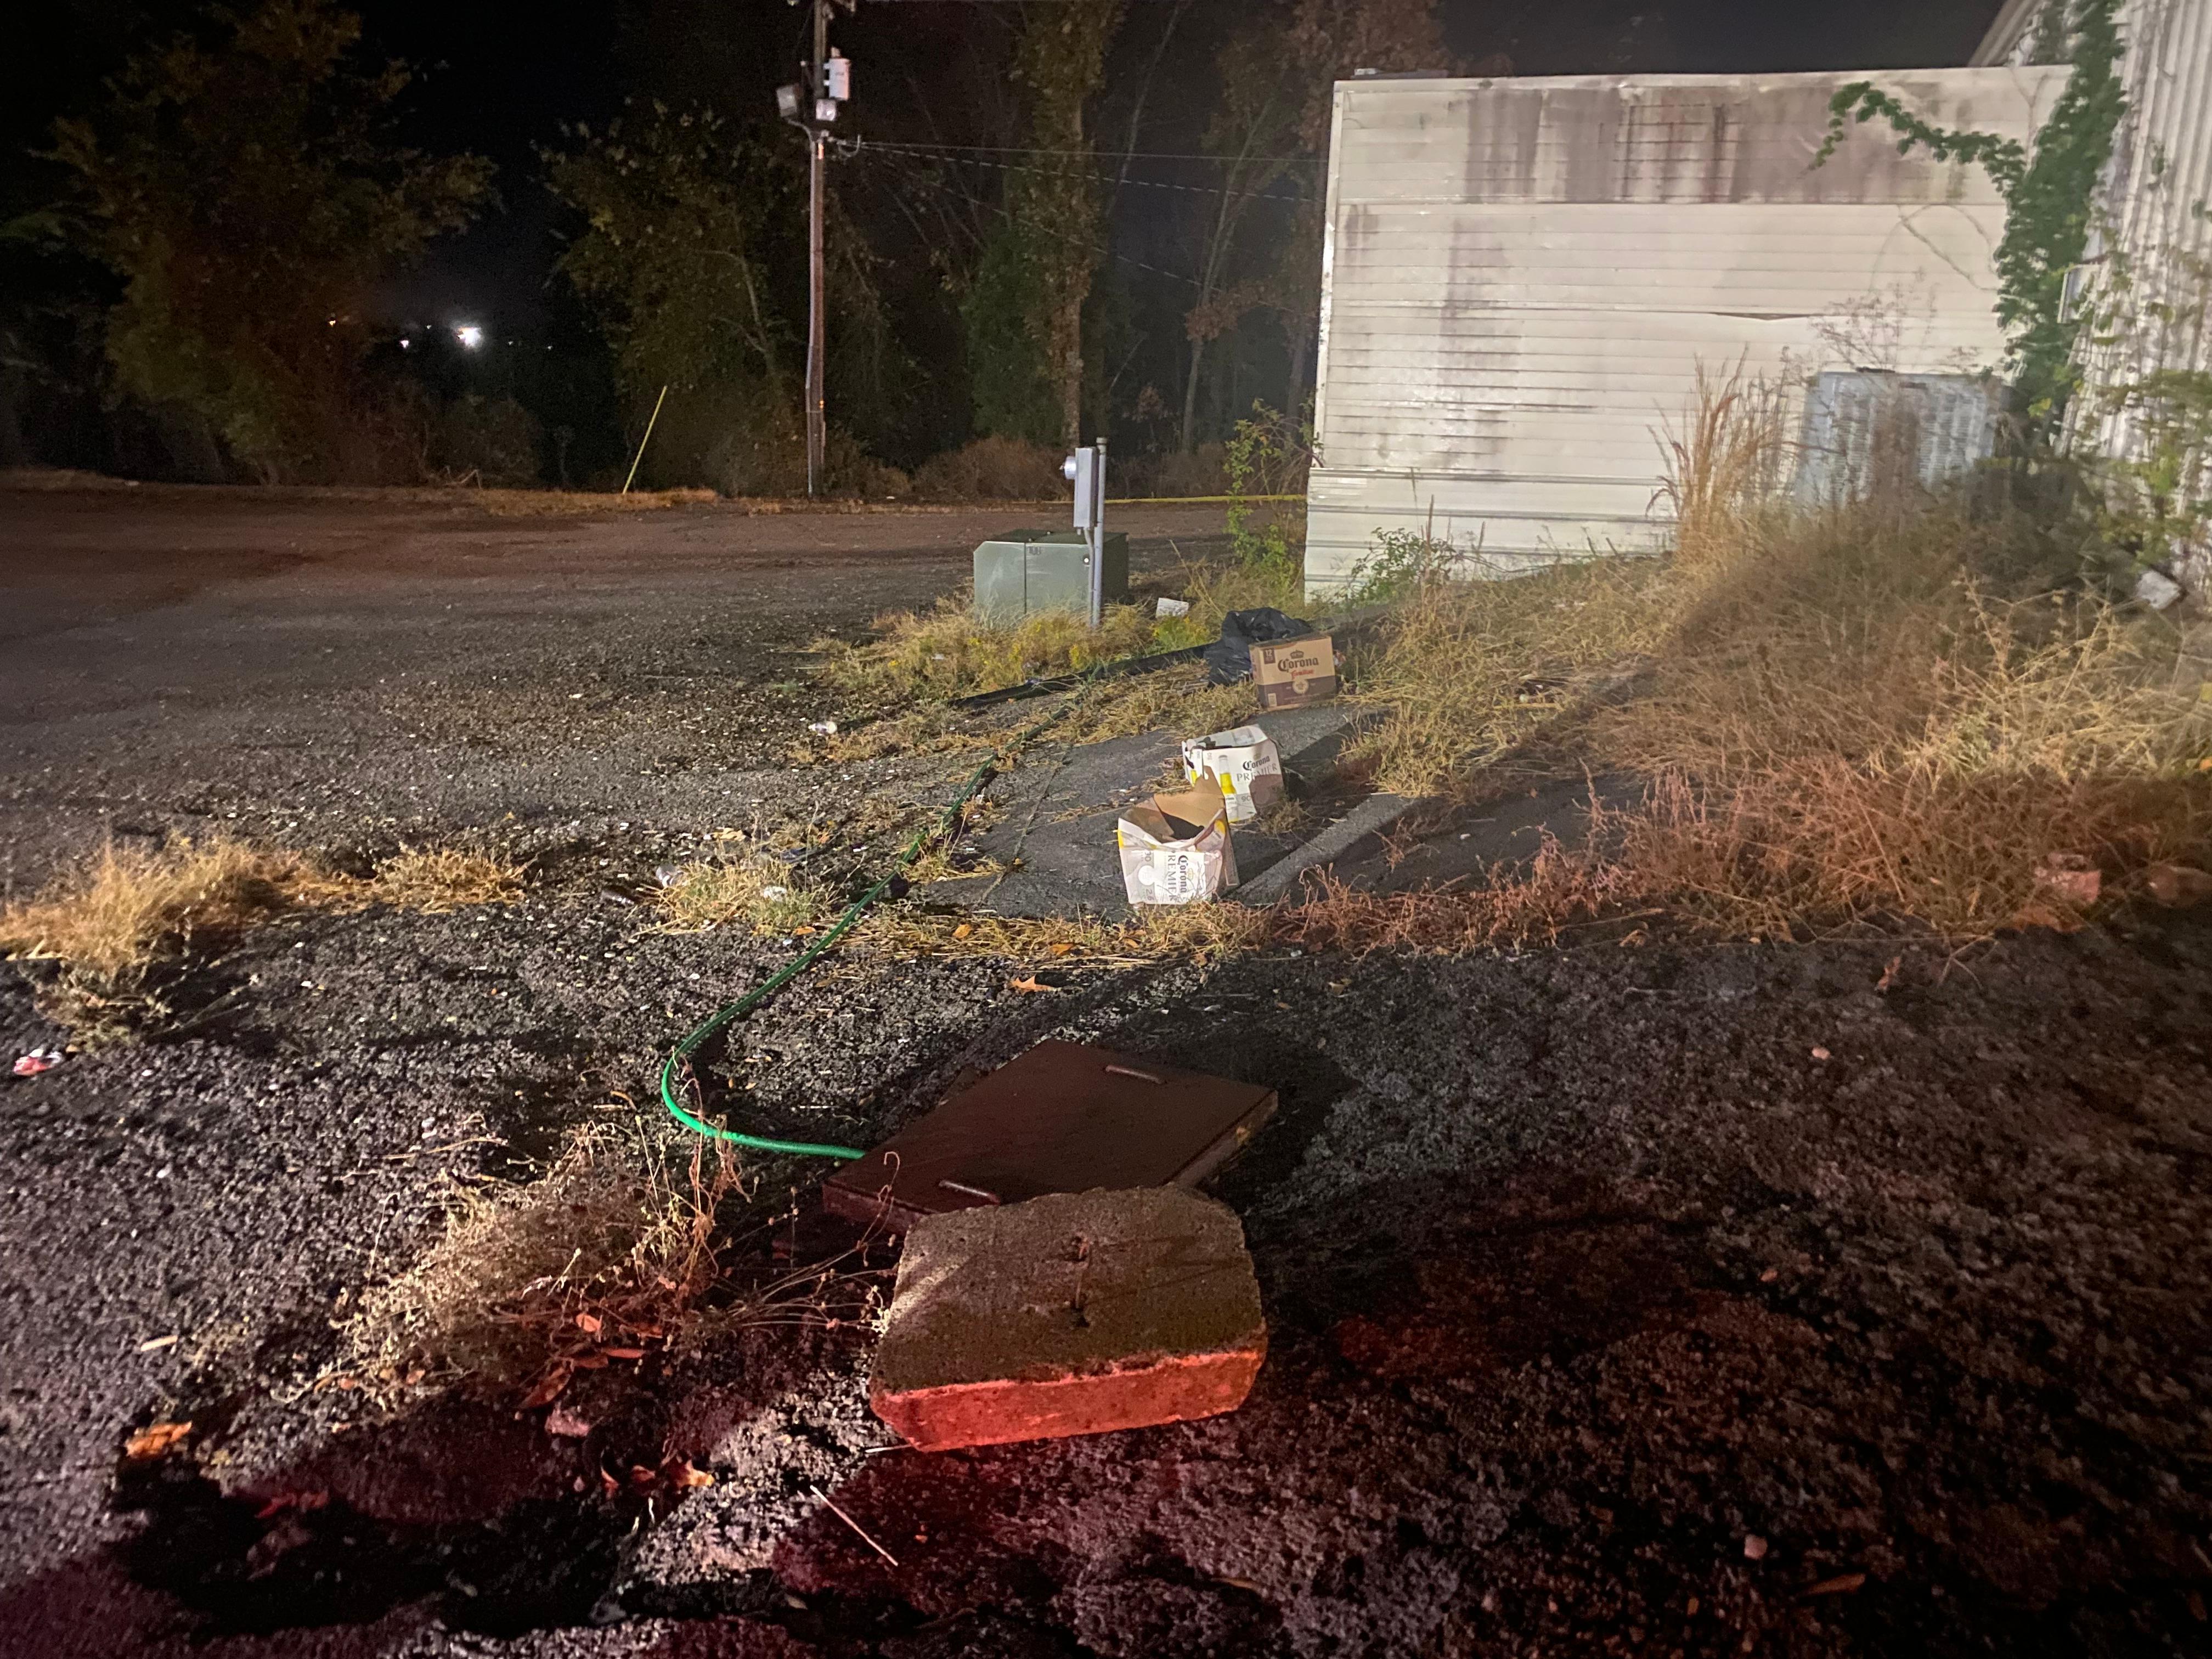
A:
[354,1124,887,1397]
[1342,363,1788,800]
[815,596,1161,704]
[354,1127,734,1387]
[815,551,1305,709]
[902,842,1008,886]
[477,487,719,517]
[816,659,1257,764]
[652,857,823,934]
[825,709,996,764]
[1149,556,1307,650]
[356,847,526,912]
[1,838,311,989]
[1654,359,1790,572]
[1345,554,1675,797]
[1596,764,2203,939]
[1337,503,2208,945]
[1323,354,2208,944]
[804,554,1302,768]
[1061,664,1261,745]
[1582,505,2211,936]
[1277,832,1653,955]
[1,835,527,1036]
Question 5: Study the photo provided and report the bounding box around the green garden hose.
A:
[657,698,1081,1159]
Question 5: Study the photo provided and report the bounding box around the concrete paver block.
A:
[869,1187,1266,1452]
[822,1040,1276,1235]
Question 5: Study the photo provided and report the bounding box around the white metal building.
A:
[1302,67,2068,594]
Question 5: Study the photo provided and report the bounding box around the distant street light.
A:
[454,324,485,350]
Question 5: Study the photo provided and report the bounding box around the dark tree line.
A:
[0,0,1459,489]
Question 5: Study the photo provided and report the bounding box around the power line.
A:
[855,147,1205,288]
[849,138,1322,165]
[860,139,1311,203]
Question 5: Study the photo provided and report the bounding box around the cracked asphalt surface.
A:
[3,482,2210,1657]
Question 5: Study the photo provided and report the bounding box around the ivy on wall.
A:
[1814,0,2126,433]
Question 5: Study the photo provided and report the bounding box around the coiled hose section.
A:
[657,698,1080,1159]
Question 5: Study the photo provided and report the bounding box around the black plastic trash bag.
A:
[1203,607,1316,686]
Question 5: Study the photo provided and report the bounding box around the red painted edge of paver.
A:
[870,1342,1265,1452]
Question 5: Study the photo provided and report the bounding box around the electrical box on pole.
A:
[1063,442,1109,629]
[969,444,1124,626]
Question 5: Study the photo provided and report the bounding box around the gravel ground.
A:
[3,484,2210,1657]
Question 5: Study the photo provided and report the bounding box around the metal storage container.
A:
[973,531,1128,624]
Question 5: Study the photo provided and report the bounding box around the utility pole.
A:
[777,2,849,497]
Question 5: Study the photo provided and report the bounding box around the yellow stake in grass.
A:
[620,385,670,495]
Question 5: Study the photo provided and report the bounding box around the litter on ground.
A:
[1116,787,1238,905]
[1182,724,1285,824]
[1252,630,1338,709]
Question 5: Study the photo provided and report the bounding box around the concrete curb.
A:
[1236,791,1419,904]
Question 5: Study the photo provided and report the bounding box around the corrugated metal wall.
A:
[1304,69,2066,595]
[1978,0,2212,474]
[1792,371,2008,504]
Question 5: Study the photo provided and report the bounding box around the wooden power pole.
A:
[805,0,828,497]
[780,0,848,498]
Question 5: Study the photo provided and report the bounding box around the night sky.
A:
[359,0,2013,328]
[6,0,2014,343]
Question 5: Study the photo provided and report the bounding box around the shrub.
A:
[911,436,1069,501]
[1116,444,1227,499]
[433,395,543,486]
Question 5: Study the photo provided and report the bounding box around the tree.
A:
[47,0,492,480]
[989,0,1125,450]
[546,101,809,491]
[1176,0,1453,437]
[963,222,1060,443]
[1176,26,1300,453]
[547,103,794,407]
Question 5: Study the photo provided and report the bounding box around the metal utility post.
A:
[1064,441,1108,629]
[777,1,849,497]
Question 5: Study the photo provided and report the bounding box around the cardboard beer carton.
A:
[1115,788,1238,905]
[1181,725,1284,825]
[1251,634,1337,710]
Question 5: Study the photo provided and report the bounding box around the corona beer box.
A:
[1181,726,1283,825]
[1251,634,1336,709]
[1115,788,1237,905]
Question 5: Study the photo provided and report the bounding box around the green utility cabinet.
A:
[972,531,1128,624]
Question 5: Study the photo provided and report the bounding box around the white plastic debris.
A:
[1182,725,1283,824]
[2136,567,2186,610]
[760,885,791,901]
[1116,789,1238,905]
[808,719,840,736]
[1155,596,1192,619]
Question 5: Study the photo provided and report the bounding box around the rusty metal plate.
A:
[823,1040,1276,1234]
